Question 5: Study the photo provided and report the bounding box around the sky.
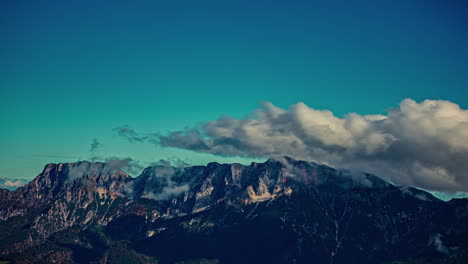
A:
[1,0,467,197]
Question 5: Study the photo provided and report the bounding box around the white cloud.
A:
[0,179,26,190]
[148,99,468,192]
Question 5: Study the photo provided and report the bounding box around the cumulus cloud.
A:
[117,99,468,193]
[0,178,26,190]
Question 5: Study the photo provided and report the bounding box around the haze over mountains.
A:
[1,157,467,264]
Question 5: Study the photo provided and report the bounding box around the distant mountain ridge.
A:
[1,157,467,264]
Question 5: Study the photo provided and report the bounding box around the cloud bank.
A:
[116,99,468,193]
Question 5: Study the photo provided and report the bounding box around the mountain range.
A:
[1,157,467,264]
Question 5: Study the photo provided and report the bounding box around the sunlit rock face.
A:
[0,157,467,264]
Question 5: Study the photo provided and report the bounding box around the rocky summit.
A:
[0,157,467,264]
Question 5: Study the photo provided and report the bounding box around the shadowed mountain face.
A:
[0,157,467,264]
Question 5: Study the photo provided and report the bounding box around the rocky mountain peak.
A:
[1,157,467,263]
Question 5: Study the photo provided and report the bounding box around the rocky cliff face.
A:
[0,157,467,264]
[0,162,133,254]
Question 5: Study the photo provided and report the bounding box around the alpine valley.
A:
[1,157,467,264]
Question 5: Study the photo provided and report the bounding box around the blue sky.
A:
[1,0,467,186]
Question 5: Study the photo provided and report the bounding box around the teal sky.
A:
[1,0,467,181]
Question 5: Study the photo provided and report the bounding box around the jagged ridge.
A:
[0,157,467,264]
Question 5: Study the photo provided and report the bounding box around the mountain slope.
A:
[0,157,467,264]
